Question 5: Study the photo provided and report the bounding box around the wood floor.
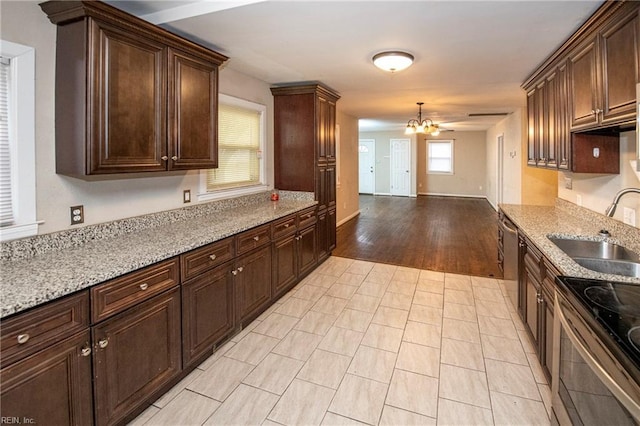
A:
[333,195,502,278]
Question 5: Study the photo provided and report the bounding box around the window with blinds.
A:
[0,57,13,227]
[206,99,264,191]
[427,140,454,174]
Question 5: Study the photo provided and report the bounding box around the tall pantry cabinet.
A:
[271,84,340,262]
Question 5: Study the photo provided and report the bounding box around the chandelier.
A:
[405,102,440,136]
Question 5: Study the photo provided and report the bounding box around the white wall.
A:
[358,130,418,197]
[486,109,523,208]
[558,130,640,227]
[418,131,487,197]
[1,1,275,235]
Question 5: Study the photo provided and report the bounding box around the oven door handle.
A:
[556,295,640,420]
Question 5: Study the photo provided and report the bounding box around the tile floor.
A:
[129,256,552,426]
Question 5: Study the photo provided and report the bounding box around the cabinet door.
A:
[93,288,181,426]
[526,89,538,166]
[556,63,571,170]
[524,269,540,350]
[542,290,554,383]
[182,263,235,367]
[535,81,547,167]
[544,73,558,168]
[316,166,328,210]
[298,225,318,278]
[235,246,272,323]
[569,40,599,130]
[328,207,337,252]
[316,209,329,262]
[326,165,337,209]
[272,234,298,298]
[1,331,93,426]
[168,49,219,170]
[89,20,167,174]
[600,10,639,125]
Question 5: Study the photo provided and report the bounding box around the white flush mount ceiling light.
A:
[405,102,441,136]
[372,51,414,73]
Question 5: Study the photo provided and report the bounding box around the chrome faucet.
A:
[605,187,640,217]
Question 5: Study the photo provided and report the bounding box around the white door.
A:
[390,138,410,196]
[358,139,375,194]
[497,134,504,205]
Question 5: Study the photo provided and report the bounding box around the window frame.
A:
[198,94,267,202]
[427,139,454,175]
[0,40,38,242]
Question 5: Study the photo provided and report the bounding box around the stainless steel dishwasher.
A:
[500,214,519,311]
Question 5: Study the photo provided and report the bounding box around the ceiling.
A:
[106,0,603,132]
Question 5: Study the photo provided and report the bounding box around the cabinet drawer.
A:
[237,224,271,255]
[272,215,297,239]
[298,208,317,229]
[1,291,89,368]
[91,258,179,323]
[181,237,235,281]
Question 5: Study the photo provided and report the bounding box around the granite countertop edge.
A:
[499,199,640,285]
[0,195,317,319]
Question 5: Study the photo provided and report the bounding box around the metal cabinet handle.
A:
[98,338,109,349]
[161,156,169,161]
[209,254,217,261]
[17,334,29,344]
[139,283,148,291]
[253,236,260,241]
[81,346,92,357]
[171,156,178,161]
[238,266,244,272]
[284,224,290,228]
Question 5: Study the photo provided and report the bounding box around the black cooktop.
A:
[556,276,640,371]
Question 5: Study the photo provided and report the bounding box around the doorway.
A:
[390,138,410,196]
[358,139,375,194]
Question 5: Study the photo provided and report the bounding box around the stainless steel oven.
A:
[552,277,640,425]
[499,214,519,311]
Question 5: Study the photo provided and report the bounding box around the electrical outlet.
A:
[183,189,191,203]
[70,205,84,225]
[564,177,572,189]
[624,207,636,226]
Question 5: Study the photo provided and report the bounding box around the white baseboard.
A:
[337,210,360,227]
[418,192,488,200]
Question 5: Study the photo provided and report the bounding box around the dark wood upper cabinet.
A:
[523,1,638,171]
[40,0,227,178]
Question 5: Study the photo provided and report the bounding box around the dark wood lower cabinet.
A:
[182,263,235,368]
[298,225,317,277]
[272,233,298,298]
[235,245,272,324]
[0,330,94,426]
[92,287,181,426]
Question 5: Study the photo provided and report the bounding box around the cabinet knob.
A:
[161,156,169,161]
[209,254,217,261]
[253,236,260,241]
[98,338,109,349]
[232,269,238,276]
[139,283,149,291]
[171,156,178,161]
[17,334,29,344]
[238,266,244,273]
[284,224,290,228]
[80,346,92,357]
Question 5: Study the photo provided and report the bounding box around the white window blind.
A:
[428,140,454,174]
[0,57,13,226]
[206,102,262,191]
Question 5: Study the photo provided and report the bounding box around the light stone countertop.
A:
[499,199,640,284]
[0,192,316,318]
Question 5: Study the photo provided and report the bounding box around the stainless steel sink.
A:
[548,237,639,262]
[548,236,640,278]
[573,258,640,278]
